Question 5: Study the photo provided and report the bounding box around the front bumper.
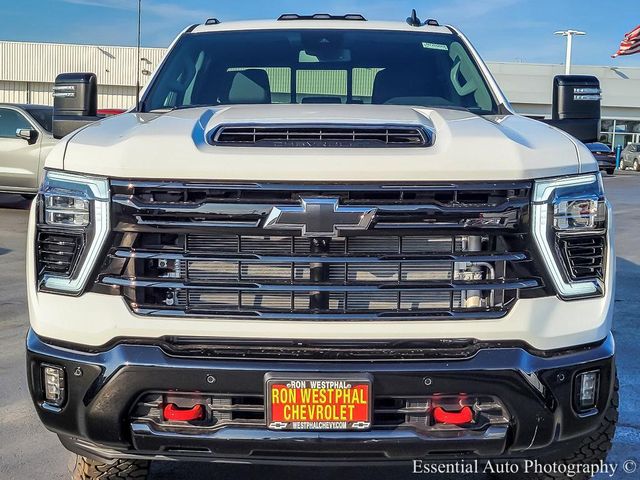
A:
[26,330,616,465]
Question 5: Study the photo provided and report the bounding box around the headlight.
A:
[532,173,608,299]
[44,195,90,226]
[36,170,110,295]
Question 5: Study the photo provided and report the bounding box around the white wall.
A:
[487,62,640,120]
[0,41,164,109]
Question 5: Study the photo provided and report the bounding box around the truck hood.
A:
[58,104,593,181]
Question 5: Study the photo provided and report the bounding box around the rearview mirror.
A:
[16,128,38,144]
[52,72,100,139]
[542,75,601,143]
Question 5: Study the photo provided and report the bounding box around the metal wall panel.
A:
[0,41,165,86]
[0,81,138,109]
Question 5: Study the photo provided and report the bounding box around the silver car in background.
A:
[0,104,56,197]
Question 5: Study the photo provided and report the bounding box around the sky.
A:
[1,0,639,67]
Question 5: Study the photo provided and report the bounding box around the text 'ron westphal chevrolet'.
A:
[26,11,616,480]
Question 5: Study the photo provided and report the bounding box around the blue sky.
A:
[2,0,639,67]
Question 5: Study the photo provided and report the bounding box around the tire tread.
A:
[69,456,149,480]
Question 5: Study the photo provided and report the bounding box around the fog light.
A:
[576,370,599,411]
[42,365,66,407]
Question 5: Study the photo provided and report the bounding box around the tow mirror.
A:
[543,75,601,143]
[16,128,38,144]
[52,73,100,139]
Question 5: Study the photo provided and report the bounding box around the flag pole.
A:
[136,0,142,110]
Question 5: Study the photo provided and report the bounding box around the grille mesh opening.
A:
[558,235,605,280]
[211,125,431,147]
[37,232,83,276]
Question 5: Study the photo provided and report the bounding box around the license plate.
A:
[265,374,372,431]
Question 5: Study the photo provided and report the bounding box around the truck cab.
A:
[26,13,616,480]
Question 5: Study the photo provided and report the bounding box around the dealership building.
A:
[1,40,639,147]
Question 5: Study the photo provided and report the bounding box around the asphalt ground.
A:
[0,171,639,480]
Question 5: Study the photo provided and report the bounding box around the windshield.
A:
[143,29,498,114]
[25,107,53,132]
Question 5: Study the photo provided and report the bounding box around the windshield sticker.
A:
[422,42,449,51]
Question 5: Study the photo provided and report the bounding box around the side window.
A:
[0,108,31,138]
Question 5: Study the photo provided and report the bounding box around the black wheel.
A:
[634,159,640,172]
[491,377,618,480]
[606,168,615,175]
[69,455,149,480]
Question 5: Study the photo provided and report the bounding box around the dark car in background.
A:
[621,143,640,172]
[585,142,616,175]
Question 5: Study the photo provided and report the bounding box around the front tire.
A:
[491,377,618,480]
[69,455,149,480]
[634,159,640,172]
[606,168,615,175]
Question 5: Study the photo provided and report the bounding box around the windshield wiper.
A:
[147,104,214,114]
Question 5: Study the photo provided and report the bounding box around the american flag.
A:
[612,24,640,57]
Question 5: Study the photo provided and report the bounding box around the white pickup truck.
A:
[26,12,616,480]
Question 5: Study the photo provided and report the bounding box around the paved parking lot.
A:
[0,172,639,480]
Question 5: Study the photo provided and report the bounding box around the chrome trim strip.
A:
[101,276,539,292]
[113,196,527,216]
[135,218,261,228]
[111,180,532,192]
[131,307,509,320]
[112,250,528,263]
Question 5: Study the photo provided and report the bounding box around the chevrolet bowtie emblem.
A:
[264,198,376,238]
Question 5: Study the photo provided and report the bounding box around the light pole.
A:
[554,30,586,75]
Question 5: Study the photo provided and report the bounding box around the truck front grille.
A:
[98,181,544,320]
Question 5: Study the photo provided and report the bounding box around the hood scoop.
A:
[209,124,433,148]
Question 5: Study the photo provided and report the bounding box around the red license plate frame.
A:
[265,373,372,431]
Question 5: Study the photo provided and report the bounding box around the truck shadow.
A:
[0,193,32,210]
[150,463,485,480]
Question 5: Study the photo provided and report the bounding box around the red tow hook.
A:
[163,403,205,422]
[433,406,474,425]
